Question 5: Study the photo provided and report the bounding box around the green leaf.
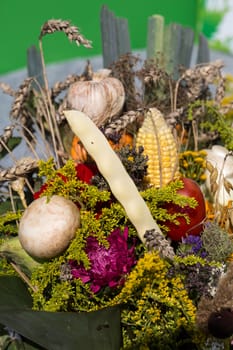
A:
[0,277,122,350]
[0,276,32,309]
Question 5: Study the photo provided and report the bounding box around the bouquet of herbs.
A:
[1,19,233,350]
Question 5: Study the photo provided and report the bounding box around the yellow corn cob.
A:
[136,108,179,187]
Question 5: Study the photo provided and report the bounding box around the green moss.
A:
[0,254,16,276]
[0,210,22,236]
[202,222,233,262]
[188,100,233,151]
[0,211,23,276]
[99,203,128,233]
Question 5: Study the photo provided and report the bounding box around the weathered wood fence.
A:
[27,5,210,82]
[100,6,210,77]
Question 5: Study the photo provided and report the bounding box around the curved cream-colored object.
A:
[204,145,233,206]
[64,110,162,243]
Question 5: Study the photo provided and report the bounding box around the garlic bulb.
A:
[19,195,80,259]
[204,145,233,206]
[67,71,125,127]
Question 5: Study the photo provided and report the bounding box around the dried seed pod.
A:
[136,108,179,187]
[66,69,125,127]
[204,145,233,206]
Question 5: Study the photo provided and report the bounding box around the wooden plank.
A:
[179,26,194,68]
[27,45,45,88]
[196,33,210,64]
[146,15,164,61]
[163,23,182,78]
[116,17,131,56]
[164,23,194,77]
[100,5,131,68]
[100,5,119,68]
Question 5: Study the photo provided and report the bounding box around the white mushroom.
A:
[18,195,80,259]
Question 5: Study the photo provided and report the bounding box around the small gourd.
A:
[70,132,134,162]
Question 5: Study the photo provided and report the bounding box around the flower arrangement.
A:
[1,18,233,350]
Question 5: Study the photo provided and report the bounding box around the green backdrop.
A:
[0,0,200,75]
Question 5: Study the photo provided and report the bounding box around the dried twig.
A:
[10,261,38,293]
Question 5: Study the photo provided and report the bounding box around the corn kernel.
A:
[136,108,179,187]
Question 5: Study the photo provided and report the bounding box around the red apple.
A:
[162,178,206,241]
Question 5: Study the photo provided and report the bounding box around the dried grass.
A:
[0,18,94,209]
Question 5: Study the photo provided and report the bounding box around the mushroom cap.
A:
[19,195,80,259]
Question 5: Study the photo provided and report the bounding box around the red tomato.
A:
[162,178,206,241]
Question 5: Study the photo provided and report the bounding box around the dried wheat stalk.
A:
[39,19,92,48]
[174,60,224,111]
[103,109,144,135]
[10,78,33,119]
[0,158,38,181]
[0,82,15,97]
[51,74,81,99]
[215,75,226,105]
[0,125,15,152]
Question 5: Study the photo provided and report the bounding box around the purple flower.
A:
[182,235,202,252]
[180,234,207,258]
[69,227,136,293]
